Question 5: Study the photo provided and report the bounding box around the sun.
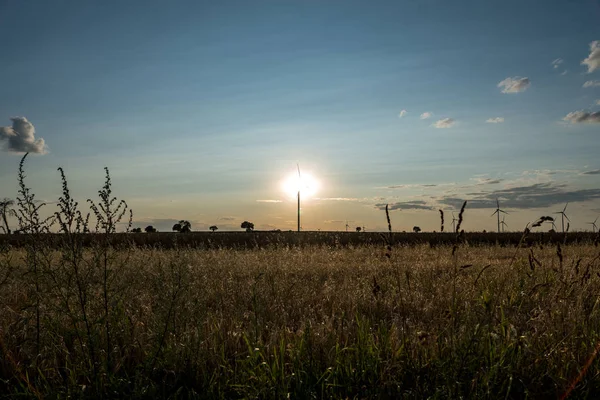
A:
[282,170,320,199]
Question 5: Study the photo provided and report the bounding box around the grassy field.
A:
[1,231,598,250]
[1,239,600,399]
[1,155,600,398]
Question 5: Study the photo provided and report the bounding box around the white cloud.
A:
[314,197,360,201]
[432,118,455,128]
[420,112,433,120]
[582,40,600,73]
[398,109,407,118]
[486,117,504,123]
[256,199,283,203]
[561,70,568,76]
[563,110,600,124]
[583,80,600,88]
[0,117,47,154]
[552,58,563,69]
[497,77,530,93]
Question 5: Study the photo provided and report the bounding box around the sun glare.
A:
[282,171,319,199]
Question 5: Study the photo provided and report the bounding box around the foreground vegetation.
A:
[1,241,600,399]
[1,153,600,398]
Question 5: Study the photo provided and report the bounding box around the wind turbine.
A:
[297,164,301,232]
[501,214,508,233]
[451,212,457,233]
[554,203,570,233]
[588,216,599,233]
[491,199,508,233]
[550,220,557,232]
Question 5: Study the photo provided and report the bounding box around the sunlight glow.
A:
[282,171,320,199]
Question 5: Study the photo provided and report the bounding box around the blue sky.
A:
[1,0,599,232]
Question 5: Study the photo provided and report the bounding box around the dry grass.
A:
[1,243,600,398]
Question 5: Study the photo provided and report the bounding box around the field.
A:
[2,235,600,399]
[1,158,600,399]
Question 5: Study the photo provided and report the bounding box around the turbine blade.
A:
[564,213,570,222]
[563,203,568,212]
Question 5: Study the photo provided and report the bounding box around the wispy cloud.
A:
[486,117,504,123]
[583,80,600,88]
[420,112,433,120]
[432,118,455,128]
[596,100,600,106]
[256,199,283,203]
[0,117,47,154]
[582,40,600,73]
[398,109,407,118]
[218,216,236,221]
[582,169,600,175]
[375,200,434,211]
[552,58,563,69]
[385,184,438,189]
[472,177,504,185]
[563,110,600,124]
[497,77,530,93]
[315,197,359,201]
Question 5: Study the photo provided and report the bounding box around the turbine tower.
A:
[501,214,508,233]
[297,164,301,232]
[451,212,457,233]
[588,216,598,233]
[491,199,508,233]
[554,203,570,233]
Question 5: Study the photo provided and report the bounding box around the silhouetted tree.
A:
[413,226,421,233]
[356,227,361,232]
[131,227,142,233]
[241,221,254,232]
[0,198,16,234]
[173,220,191,233]
[209,225,218,232]
[145,225,157,233]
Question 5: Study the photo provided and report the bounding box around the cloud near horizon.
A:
[420,112,433,119]
[398,109,407,118]
[582,40,600,73]
[256,199,283,203]
[497,77,530,93]
[486,117,504,123]
[437,182,600,210]
[563,110,600,124]
[0,117,47,154]
[375,200,434,211]
[432,118,455,128]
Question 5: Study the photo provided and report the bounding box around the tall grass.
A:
[0,156,600,398]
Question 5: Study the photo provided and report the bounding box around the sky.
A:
[1,0,600,233]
